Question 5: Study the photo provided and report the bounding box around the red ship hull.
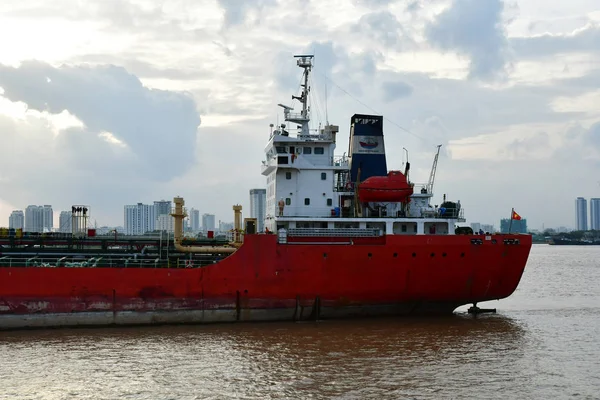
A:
[0,234,531,330]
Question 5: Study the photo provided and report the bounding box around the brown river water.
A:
[1,244,599,399]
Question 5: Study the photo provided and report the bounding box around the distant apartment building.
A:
[470,222,495,233]
[250,188,266,232]
[124,203,155,235]
[481,224,495,233]
[576,197,588,231]
[590,198,600,231]
[8,210,24,230]
[189,208,200,232]
[42,205,53,231]
[202,213,216,232]
[24,205,53,232]
[154,200,172,218]
[58,211,72,233]
[500,218,528,234]
[219,221,234,233]
[25,206,43,232]
[156,214,174,233]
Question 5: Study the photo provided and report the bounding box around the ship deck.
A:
[0,233,229,268]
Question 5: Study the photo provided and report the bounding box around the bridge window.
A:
[286,172,292,179]
[277,156,288,164]
[321,172,327,180]
[304,198,310,205]
[314,147,324,155]
[303,147,312,154]
[276,146,287,153]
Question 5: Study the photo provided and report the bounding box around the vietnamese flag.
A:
[511,209,522,220]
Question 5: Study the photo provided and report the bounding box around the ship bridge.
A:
[261,55,465,236]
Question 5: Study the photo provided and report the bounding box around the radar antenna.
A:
[278,55,313,137]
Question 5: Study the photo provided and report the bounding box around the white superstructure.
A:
[262,55,464,236]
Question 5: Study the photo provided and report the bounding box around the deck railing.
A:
[0,255,225,269]
[276,206,465,221]
[287,228,382,237]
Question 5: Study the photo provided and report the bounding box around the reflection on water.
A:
[0,316,530,400]
[1,245,599,399]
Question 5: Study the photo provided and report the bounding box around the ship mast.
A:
[278,55,313,137]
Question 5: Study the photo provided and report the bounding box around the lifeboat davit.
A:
[358,171,414,203]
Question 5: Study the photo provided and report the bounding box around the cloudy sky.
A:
[0,0,599,230]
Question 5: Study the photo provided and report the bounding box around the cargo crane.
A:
[427,145,442,194]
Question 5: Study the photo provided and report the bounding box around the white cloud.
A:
[98,131,127,147]
[551,90,600,115]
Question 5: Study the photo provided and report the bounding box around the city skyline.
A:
[4,199,238,235]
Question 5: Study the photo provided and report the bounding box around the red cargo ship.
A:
[0,55,531,330]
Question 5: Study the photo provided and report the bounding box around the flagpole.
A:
[508,208,514,233]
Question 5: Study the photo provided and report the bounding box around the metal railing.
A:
[297,132,334,141]
[283,111,308,121]
[333,155,349,168]
[287,228,381,237]
[0,255,227,269]
[277,206,465,221]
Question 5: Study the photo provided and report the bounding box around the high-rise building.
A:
[471,223,494,233]
[156,214,174,232]
[9,210,24,230]
[59,211,72,233]
[202,213,216,233]
[154,200,172,218]
[25,206,42,232]
[42,205,53,232]
[250,188,266,232]
[124,203,155,235]
[500,218,528,234]
[576,197,588,231]
[189,208,200,232]
[590,198,600,231]
[481,224,495,233]
[219,221,234,233]
[24,205,53,232]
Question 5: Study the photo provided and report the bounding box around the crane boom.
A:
[427,145,442,194]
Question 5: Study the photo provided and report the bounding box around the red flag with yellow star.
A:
[511,209,522,220]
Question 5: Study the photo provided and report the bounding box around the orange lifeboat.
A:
[358,171,413,203]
